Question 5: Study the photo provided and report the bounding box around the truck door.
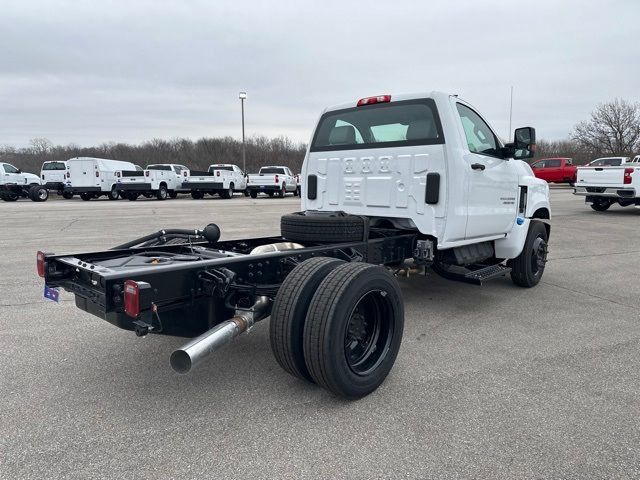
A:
[2,163,22,184]
[455,103,518,240]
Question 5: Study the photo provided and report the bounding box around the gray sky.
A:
[1,0,638,147]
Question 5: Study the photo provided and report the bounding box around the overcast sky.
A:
[1,0,638,148]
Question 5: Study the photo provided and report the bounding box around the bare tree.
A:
[572,99,640,155]
[28,137,54,157]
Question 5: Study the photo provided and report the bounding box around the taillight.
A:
[37,251,45,278]
[275,174,279,184]
[216,171,220,176]
[66,172,69,179]
[624,168,634,185]
[123,280,140,318]
[116,171,121,178]
[357,94,391,107]
[145,171,149,177]
[41,174,45,180]
[183,171,187,177]
[95,171,99,178]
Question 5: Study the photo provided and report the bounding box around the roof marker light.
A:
[357,95,391,107]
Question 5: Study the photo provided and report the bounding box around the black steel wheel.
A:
[510,220,549,288]
[62,191,73,199]
[250,191,258,198]
[80,192,92,201]
[303,263,404,399]
[190,191,204,200]
[270,257,345,383]
[169,191,178,199]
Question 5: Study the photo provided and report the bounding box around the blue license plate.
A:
[44,285,60,303]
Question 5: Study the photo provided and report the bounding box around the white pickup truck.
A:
[247,166,297,198]
[116,164,189,200]
[182,164,246,199]
[0,162,47,202]
[574,161,640,211]
[39,91,551,400]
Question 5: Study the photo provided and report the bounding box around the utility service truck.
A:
[64,157,139,201]
[247,166,297,198]
[116,164,189,200]
[182,164,247,199]
[38,92,550,399]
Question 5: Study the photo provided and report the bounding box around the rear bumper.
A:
[247,185,280,192]
[117,183,153,192]
[63,186,102,194]
[574,186,637,199]
[43,182,65,191]
[182,182,224,191]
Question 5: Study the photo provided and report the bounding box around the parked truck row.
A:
[1,158,302,202]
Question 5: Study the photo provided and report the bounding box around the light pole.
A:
[239,91,247,173]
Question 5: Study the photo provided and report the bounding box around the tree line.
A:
[0,136,308,174]
[1,98,639,172]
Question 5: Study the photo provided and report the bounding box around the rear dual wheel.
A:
[1,193,19,202]
[28,185,48,202]
[590,199,611,211]
[191,191,204,200]
[270,259,404,399]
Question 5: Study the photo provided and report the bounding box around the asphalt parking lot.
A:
[1,189,639,479]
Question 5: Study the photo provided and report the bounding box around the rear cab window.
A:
[147,165,172,171]
[260,167,286,174]
[310,99,444,152]
[43,162,66,171]
[211,165,233,172]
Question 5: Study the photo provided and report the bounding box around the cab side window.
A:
[173,166,182,174]
[456,104,500,157]
[3,163,19,173]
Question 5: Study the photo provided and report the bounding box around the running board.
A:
[464,264,512,284]
[432,262,511,285]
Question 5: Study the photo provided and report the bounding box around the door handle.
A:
[471,163,485,171]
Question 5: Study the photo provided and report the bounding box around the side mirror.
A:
[503,127,536,160]
[16,169,22,174]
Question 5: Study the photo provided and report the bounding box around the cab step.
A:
[464,264,512,284]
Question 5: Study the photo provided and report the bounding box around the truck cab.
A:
[117,164,190,200]
[247,166,297,198]
[530,157,576,185]
[302,92,549,254]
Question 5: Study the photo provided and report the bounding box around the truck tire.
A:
[221,183,233,199]
[510,220,548,288]
[281,212,365,243]
[270,257,345,383]
[29,185,48,202]
[590,199,611,211]
[169,191,178,199]
[107,187,119,200]
[126,192,139,201]
[303,263,404,399]
[80,193,92,201]
[190,191,204,199]
[250,191,258,198]
[156,184,168,200]
[62,192,73,199]
[278,184,286,198]
[1,193,19,202]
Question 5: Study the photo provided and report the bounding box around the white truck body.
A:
[116,164,189,200]
[65,157,137,199]
[40,161,68,187]
[301,91,550,257]
[182,164,246,199]
[0,162,45,202]
[0,163,41,186]
[247,166,297,197]
[574,163,640,210]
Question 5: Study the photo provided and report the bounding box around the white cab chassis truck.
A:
[247,166,297,198]
[182,164,247,199]
[0,162,47,202]
[574,163,640,210]
[116,164,189,200]
[38,92,550,400]
[64,157,138,201]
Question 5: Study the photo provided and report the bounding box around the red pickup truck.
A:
[530,157,577,185]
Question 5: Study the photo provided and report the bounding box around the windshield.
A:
[310,99,444,152]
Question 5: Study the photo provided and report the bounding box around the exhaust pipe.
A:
[170,296,270,374]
